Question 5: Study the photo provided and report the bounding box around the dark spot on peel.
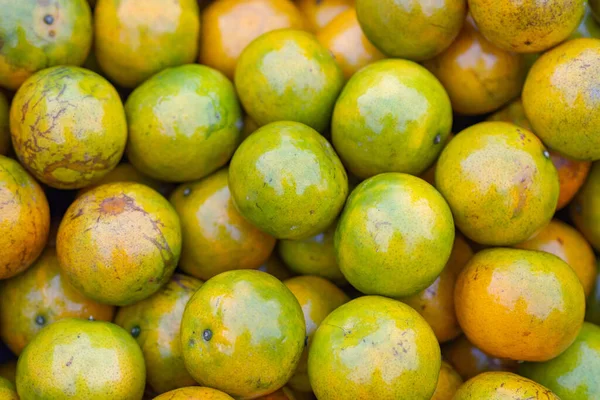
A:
[48,30,55,37]
[433,134,441,145]
[524,40,532,46]
[65,356,73,367]
[203,329,213,341]
[35,315,45,326]
[130,326,141,338]
[183,187,191,196]
[43,15,54,25]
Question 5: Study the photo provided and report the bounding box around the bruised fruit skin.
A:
[170,168,276,280]
[455,248,586,362]
[514,220,597,297]
[0,0,92,91]
[284,276,350,392]
[297,0,353,32]
[181,270,305,399]
[278,221,344,283]
[258,255,294,281]
[335,173,455,297]
[115,274,202,394]
[571,162,600,251]
[235,29,344,133]
[126,64,242,183]
[442,336,519,380]
[0,156,50,279]
[316,8,384,80]
[256,387,297,399]
[200,0,306,79]
[229,121,348,240]
[0,248,115,355]
[401,234,473,343]
[0,92,10,155]
[154,387,234,400]
[308,296,441,400]
[435,122,558,246]
[16,319,145,400]
[453,372,560,400]
[523,38,600,161]
[488,99,591,210]
[76,163,167,198]
[520,322,600,399]
[332,59,452,179]
[424,19,526,115]
[10,66,127,189]
[355,0,466,61]
[94,0,200,88]
[57,182,182,306]
[468,0,585,53]
[0,377,17,400]
[431,362,463,400]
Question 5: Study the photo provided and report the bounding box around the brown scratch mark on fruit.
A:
[511,165,534,219]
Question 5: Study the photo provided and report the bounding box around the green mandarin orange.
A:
[453,372,560,399]
[431,362,463,400]
[0,377,17,400]
[297,0,353,32]
[153,387,234,400]
[571,162,600,251]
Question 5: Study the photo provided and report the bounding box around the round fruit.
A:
[570,4,600,39]
[181,270,305,398]
[487,99,592,210]
[235,29,344,133]
[423,18,526,115]
[284,276,349,392]
[200,0,306,79]
[514,219,597,297]
[571,162,600,250]
[331,59,452,178]
[356,0,466,60]
[0,377,17,400]
[278,221,344,283]
[10,66,127,189]
[453,372,559,399]
[455,248,586,362]
[115,274,202,394]
[258,255,294,281]
[126,64,242,182]
[308,296,441,400]
[57,182,182,306]
[468,0,585,53]
[316,8,384,79]
[520,322,600,399]
[0,0,92,90]
[229,121,348,240]
[431,362,463,400]
[0,248,115,355]
[401,234,473,343]
[16,319,145,399]
[0,92,9,155]
[171,168,275,280]
[76,163,167,198]
[442,336,519,380]
[94,0,200,88]
[436,122,558,245]
[523,38,600,161]
[335,173,454,297]
[154,387,234,399]
[297,0,352,31]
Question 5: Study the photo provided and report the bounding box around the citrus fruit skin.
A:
[0,377,17,400]
[76,163,167,198]
[16,318,146,400]
[308,296,441,400]
[0,92,10,155]
[0,0,92,91]
[125,64,242,183]
[401,234,473,343]
[235,29,344,133]
[94,0,200,88]
[153,387,235,400]
[200,0,306,79]
[455,248,586,362]
[431,362,463,400]
[487,99,591,210]
[170,168,275,280]
[514,219,597,297]
[523,38,600,161]
[571,162,600,251]
[520,322,600,400]
[255,387,296,399]
[284,276,349,392]
[316,8,384,80]
[10,66,127,189]
[570,4,600,39]
[468,0,585,53]
[335,173,455,297]
[57,182,182,306]
[180,270,305,399]
[423,18,526,115]
[355,0,466,60]
[0,248,115,355]
[435,121,558,246]
[115,274,202,395]
[297,0,353,32]
[229,121,348,240]
[331,59,452,179]
[0,155,49,279]
[453,372,560,400]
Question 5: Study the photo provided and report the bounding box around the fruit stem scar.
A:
[35,315,45,326]
[203,329,213,341]
[44,15,54,25]
[131,326,141,338]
